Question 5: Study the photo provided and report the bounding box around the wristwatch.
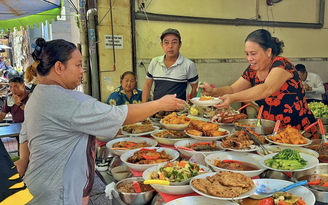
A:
[18,102,24,107]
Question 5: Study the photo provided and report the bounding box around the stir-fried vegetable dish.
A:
[258,192,306,205]
[265,149,307,170]
[149,161,204,183]
[308,102,328,118]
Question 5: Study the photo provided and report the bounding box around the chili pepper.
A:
[307,179,321,185]
[142,154,159,160]
[190,143,199,149]
[124,142,136,148]
[139,148,156,151]
[246,128,260,136]
[241,131,246,135]
[199,142,212,145]
[222,159,242,164]
[322,182,328,187]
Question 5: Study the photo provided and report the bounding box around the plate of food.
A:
[190,171,256,200]
[218,142,259,152]
[259,149,319,172]
[257,145,319,158]
[106,137,158,156]
[174,139,225,157]
[210,107,247,124]
[151,129,190,145]
[239,179,316,205]
[121,124,159,136]
[160,112,191,130]
[142,160,210,195]
[219,130,268,152]
[186,128,230,140]
[185,120,230,140]
[190,96,223,107]
[120,147,180,171]
[205,152,266,177]
[265,136,312,147]
[265,125,312,147]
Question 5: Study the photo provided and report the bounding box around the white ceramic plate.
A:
[121,126,159,136]
[217,141,259,152]
[253,179,315,205]
[257,145,319,158]
[205,152,266,177]
[190,172,256,200]
[174,139,225,158]
[265,136,312,147]
[106,137,158,156]
[150,130,190,145]
[120,147,180,171]
[259,152,319,172]
[166,196,236,205]
[142,162,210,195]
[186,128,230,140]
[190,97,223,106]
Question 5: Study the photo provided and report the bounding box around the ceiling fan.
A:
[267,0,283,5]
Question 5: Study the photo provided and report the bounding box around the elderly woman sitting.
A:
[106,71,142,105]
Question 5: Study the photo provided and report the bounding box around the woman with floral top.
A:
[200,29,318,139]
[106,71,142,105]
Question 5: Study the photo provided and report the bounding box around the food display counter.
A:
[94,116,328,205]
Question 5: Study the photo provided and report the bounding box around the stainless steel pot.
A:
[234,119,275,135]
[115,177,156,205]
[292,163,328,203]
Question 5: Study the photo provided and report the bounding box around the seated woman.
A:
[106,71,142,105]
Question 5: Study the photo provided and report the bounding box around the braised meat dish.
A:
[112,141,152,149]
[117,181,154,193]
[185,141,223,151]
[186,120,228,137]
[126,149,172,164]
[210,108,247,124]
[191,171,254,198]
[221,130,266,149]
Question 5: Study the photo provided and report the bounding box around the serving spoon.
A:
[144,178,192,186]
[250,180,308,199]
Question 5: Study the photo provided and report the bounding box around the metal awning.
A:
[0,0,63,31]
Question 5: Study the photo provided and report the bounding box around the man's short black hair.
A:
[9,76,24,85]
[295,64,307,73]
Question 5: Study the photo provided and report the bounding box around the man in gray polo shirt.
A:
[142,28,199,102]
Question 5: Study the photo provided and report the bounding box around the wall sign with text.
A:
[104,35,123,49]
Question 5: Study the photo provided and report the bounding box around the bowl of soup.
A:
[115,177,155,205]
[205,152,266,177]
